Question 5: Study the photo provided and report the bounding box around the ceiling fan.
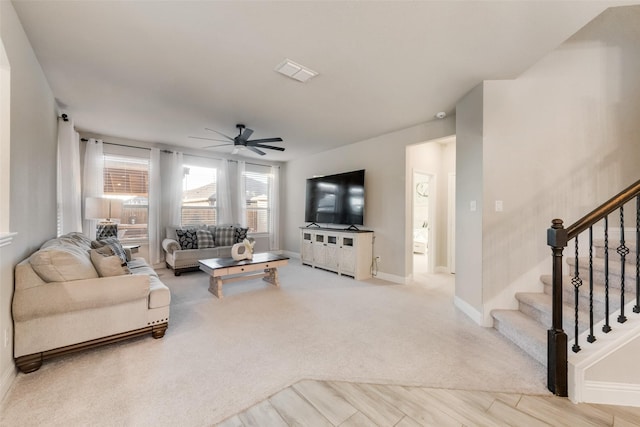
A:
[189,124,285,156]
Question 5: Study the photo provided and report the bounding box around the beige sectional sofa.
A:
[13,232,170,373]
[162,224,248,275]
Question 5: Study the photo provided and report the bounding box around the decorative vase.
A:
[231,243,249,261]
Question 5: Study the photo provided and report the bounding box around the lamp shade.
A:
[85,197,123,222]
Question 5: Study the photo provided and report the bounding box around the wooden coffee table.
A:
[198,253,289,299]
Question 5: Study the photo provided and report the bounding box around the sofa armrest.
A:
[13,274,150,321]
[162,238,180,254]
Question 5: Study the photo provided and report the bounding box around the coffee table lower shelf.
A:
[198,253,289,299]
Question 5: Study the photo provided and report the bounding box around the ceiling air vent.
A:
[275,59,318,83]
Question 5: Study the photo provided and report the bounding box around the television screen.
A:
[305,169,365,226]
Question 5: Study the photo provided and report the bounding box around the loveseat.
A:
[162,224,248,275]
[13,232,170,373]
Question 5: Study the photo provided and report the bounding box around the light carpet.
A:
[0,263,548,426]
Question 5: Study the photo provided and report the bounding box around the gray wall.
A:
[454,84,484,320]
[283,119,455,281]
[455,5,640,328]
[0,1,58,398]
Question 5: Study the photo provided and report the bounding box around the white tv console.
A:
[300,227,373,280]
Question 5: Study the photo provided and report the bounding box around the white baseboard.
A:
[454,296,484,326]
[579,380,640,407]
[373,271,407,284]
[282,250,299,260]
[0,365,16,403]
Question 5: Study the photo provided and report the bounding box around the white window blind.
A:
[103,155,149,242]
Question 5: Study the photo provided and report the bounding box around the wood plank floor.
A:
[216,380,640,427]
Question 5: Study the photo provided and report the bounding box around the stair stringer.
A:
[568,301,640,407]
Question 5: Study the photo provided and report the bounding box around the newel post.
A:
[547,219,568,396]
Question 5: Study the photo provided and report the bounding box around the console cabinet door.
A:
[313,233,326,265]
[325,234,340,271]
[301,232,314,265]
[339,236,356,275]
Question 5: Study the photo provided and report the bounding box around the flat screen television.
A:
[305,169,365,227]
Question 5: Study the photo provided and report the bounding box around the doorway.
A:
[412,171,434,274]
[406,137,456,279]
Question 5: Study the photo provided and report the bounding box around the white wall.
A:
[0,1,58,399]
[283,119,455,282]
[455,4,640,328]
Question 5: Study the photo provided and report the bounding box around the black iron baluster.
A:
[618,206,629,323]
[572,236,582,352]
[635,195,640,314]
[587,227,595,343]
[603,216,612,333]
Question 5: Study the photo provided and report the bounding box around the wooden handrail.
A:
[567,178,640,239]
[547,176,640,396]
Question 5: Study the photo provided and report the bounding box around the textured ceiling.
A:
[11,0,637,161]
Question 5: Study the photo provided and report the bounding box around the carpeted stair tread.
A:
[491,309,546,366]
[515,292,590,340]
[593,238,638,253]
[567,257,639,289]
[540,275,616,317]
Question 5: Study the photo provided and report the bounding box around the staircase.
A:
[491,237,635,367]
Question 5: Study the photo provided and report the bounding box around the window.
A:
[243,164,271,233]
[182,165,217,226]
[103,155,149,242]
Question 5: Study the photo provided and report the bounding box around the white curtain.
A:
[217,159,233,224]
[237,160,246,227]
[82,139,104,239]
[167,151,183,226]
[148,148,162,265]
[269,165,280,250]
[56,118,82,236]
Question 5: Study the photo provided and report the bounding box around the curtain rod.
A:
[80,138,280,168]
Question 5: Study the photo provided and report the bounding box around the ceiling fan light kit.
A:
[189,124,285,156]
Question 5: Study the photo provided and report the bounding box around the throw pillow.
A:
[214,226,235,247]
[90,248,131,277]
[196,229,215,249]
[176,228,198,249]
[99,237,128,264]
[234,227,249,243]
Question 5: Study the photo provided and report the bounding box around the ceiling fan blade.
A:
[247,137,283,144]
[253,144,285,151]
[202,143,233,148]
[240,127,254,141]
[189,136,230,142]
[247,146,266,156]
[205,128,234,141]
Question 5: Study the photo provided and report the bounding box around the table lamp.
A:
[85,197,123,240]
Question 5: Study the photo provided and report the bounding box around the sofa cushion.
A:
[214,225,235,246]
[90,247,130,277]
[234,227,249,243]
[29,245,99,282]
[176,228,198,249]
[12,274,151,321]
[196,229,215,248]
